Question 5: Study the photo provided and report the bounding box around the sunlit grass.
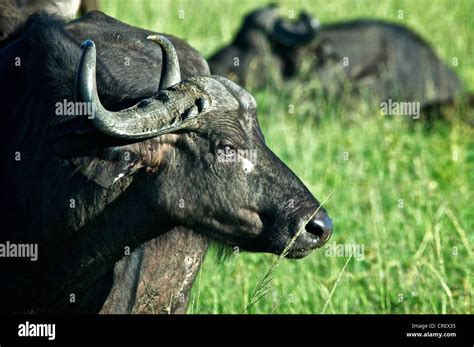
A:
[100,0,473,314]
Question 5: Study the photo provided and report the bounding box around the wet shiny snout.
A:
[304,211,333,248]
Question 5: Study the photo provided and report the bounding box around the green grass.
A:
[100,0,473,314]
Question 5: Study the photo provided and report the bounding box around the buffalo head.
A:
[208,4,319,87]
[72,35,332,258]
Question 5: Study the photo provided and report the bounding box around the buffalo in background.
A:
[209,4,467,114]
[209,4,319,88]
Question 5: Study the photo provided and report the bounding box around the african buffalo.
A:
[0,11,332,313]
[0,1,197,315]
[208,4,319,88]
[209,4,464,107]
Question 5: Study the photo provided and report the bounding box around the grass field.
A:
[100,0,473,314]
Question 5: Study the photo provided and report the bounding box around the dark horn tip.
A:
[146,35,172,50]
[81,39,95,49]
[146,34,165,42]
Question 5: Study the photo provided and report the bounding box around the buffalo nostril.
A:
[305,219,325,238]
[305,214,333,242]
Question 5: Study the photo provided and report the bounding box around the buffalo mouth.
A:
[283,233,331,259]
[286,232,333,258]
[286,248,314,259]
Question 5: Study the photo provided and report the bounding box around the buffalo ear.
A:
[69,146,144,188]
[48,127,144,188]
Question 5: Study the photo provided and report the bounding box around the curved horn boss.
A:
[75,36,207,139]
[271,10,319,46]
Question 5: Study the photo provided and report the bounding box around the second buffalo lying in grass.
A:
[209,4,465,113]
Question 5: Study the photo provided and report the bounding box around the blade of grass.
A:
[321,255,353,313]
[245,190,335,313]
[445,208,472,257]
